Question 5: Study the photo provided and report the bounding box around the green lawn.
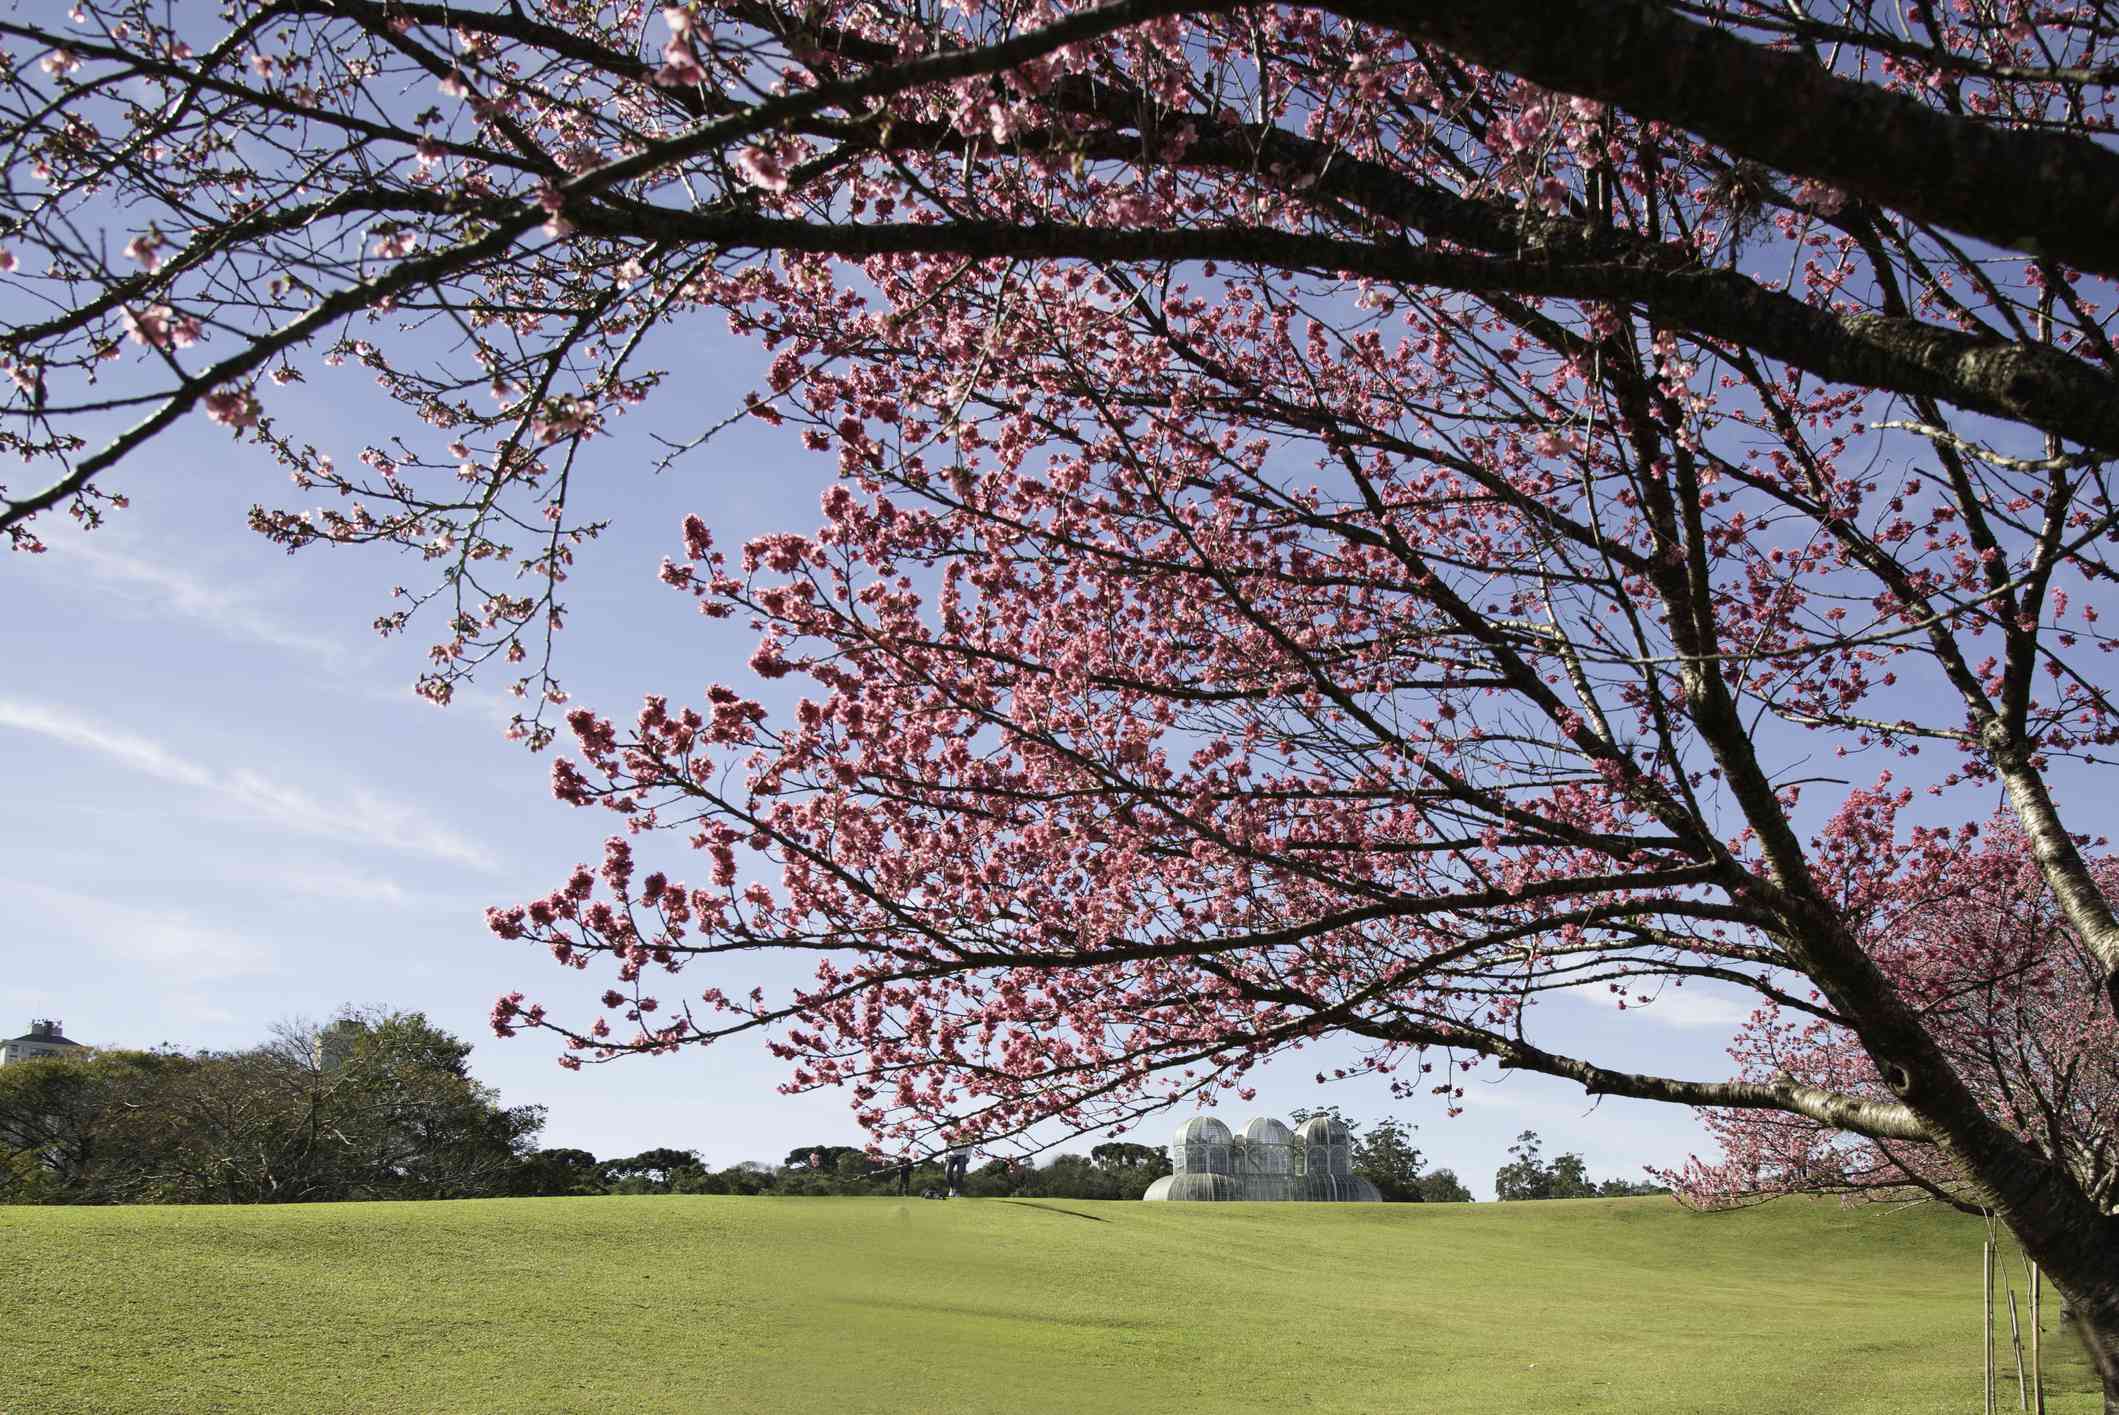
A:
[0,1194,2098,1413]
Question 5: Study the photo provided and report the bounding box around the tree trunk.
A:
[2057,1284,2119,1415]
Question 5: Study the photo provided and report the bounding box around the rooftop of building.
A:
[5,1018,84,1047]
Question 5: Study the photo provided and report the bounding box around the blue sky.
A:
[0,310,1759,1198]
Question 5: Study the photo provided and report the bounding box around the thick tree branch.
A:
[1329,0,2119,278]
[588,208,2119,454]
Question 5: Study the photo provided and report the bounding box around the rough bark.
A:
[1329,0,2119,280]
[1980,728,2119,1017]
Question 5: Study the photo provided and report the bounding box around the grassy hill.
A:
[0,1194,2098,1413]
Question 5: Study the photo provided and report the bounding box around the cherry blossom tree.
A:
[1667,817,2118,1217]
[7,0,2119,1400]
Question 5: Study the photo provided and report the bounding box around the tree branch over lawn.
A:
[8,2,2119,1401]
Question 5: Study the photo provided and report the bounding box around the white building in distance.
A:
[0,1019,85,1065]
[1143,1113,1381,1201]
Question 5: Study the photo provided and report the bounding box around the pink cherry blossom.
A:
[1667,815,2117,1216]
[202,388,260,429]
[653,37,705,87]
[731,146,789,192]
[123,304,201,350]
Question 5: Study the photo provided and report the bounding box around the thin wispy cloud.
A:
[0,698,213,790]
[23,884,280,981]
[221,768,498,872]
[32,530,342,660]
[0,697,498,872]
[274,864,412,906]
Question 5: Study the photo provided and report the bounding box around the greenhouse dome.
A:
[1143,1113,1379,1201]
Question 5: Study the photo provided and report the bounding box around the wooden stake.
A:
[1985,1230,1996,1415]
[2030,1261,2044,1415]
[2009,1288,2028,1410]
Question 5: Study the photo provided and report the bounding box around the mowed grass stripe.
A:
[0,1195,2099,1413]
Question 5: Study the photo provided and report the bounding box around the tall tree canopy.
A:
[0,1009,544,1202]
[7,0,2119,1400]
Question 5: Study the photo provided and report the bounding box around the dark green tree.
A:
[782,1144,869,1172]
[1,1010,543,1204]
[1352,1119,1426,1202]
[961,1158,1021,1198]
[1495,1131,1558,1201]
[600,1147,705,1191]
[1596,1177,1671,1198]
[1494,1131,1639,1202]
[711,1161,779,1196]
[1547,1151,1596,1200]
[1091,1142,1170,1175]
[0,1049,196,1202]
[272,1009,546,1200]
[511,1147,604,1196]
[1413,1169,1475,1204]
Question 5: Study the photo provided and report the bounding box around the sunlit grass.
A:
[0,1194,2097,1413]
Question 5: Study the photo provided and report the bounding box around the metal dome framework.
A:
[1142,1113,1382,1202]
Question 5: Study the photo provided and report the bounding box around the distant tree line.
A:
[507,1140,1172,1200]
[5,1036,1658,1207]
[511,1114,1487,1203]
[0,1010,544,1204]
[1492,1131,1670,1202]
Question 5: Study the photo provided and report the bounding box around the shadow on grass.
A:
[824,1295,1149,1331]
[998,1200,1108,1223]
